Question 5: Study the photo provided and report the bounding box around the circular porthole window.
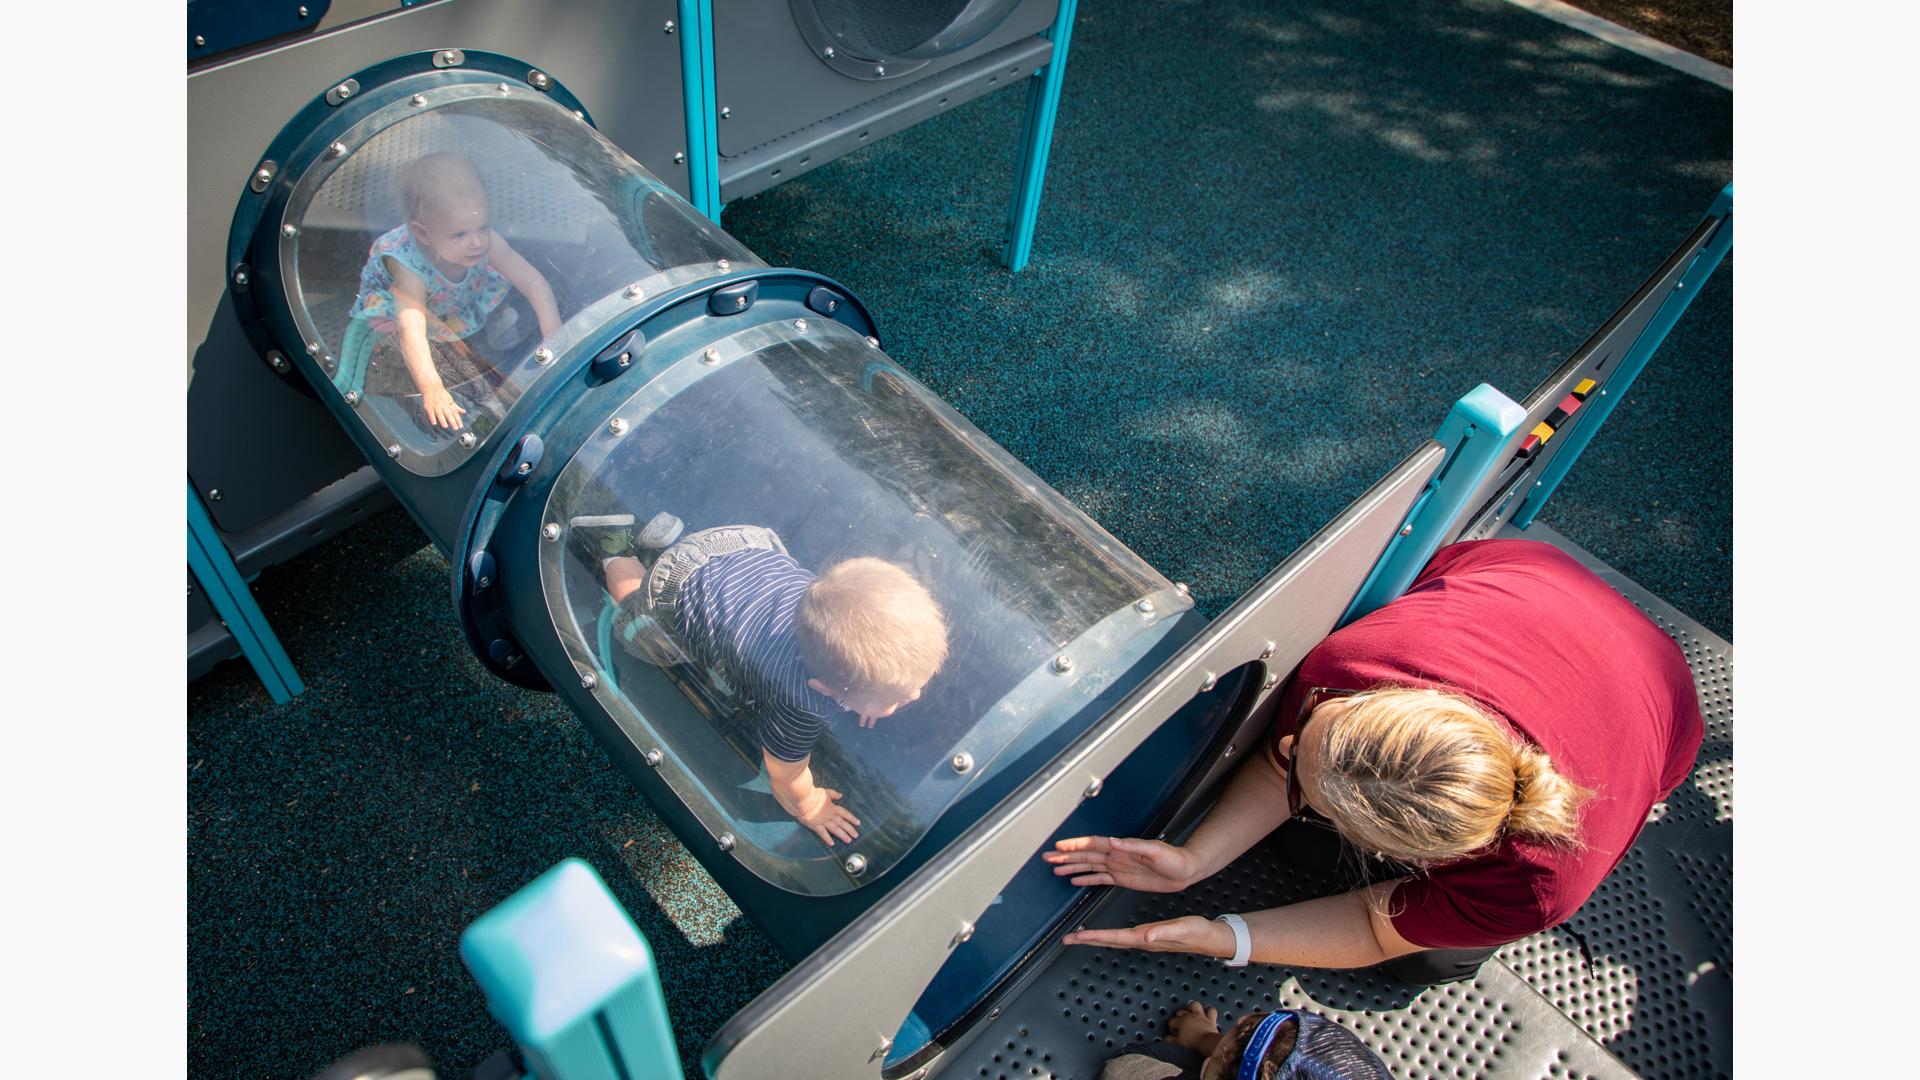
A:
[790,0,1027,80]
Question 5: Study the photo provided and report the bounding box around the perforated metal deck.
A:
[942,525,1731,1079]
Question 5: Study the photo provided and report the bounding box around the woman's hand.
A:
[1063,915,1234,959]
[1042,835,1196,892]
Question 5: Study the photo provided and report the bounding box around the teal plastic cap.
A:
[460,858,658,1044]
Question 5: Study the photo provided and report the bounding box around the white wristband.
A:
[1214,913,1251,967]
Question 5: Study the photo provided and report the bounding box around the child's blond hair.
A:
[1310,687,1591,866]
[399,153,488,225]
[795,557,948,695]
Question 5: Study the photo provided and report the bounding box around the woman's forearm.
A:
[1178,749,1294,884]
[1242,884,1411,969]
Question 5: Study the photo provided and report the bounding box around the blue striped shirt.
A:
[673,547,841,763]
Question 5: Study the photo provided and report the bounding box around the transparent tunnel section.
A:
[274,83,760,475]
[538,317,1191,895]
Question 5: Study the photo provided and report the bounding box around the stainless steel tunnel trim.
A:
[702,441,1445,1080]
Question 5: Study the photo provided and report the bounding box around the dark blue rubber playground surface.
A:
[186,1,1730,1075]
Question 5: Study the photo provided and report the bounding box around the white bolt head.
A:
[844,854,868,875]
[703,347,721,365]
[645,748,663,767]
[951,752,973,774]
[581,672,597,689]
[516,461,533,475]
[716,258,731,271]
[534,346,555,364]
[624,283,645,299]
[327,141,346,158]
[1052,654,1074,674]
[344,390,361,406]
[609,418,629,436]
[1135,598,1155,615]
[824,47,835,58]
[457,431,476,448]
[497,82,512,94]
[866,336,880,348]
[385,444,401,458]
[1199,671,1218,692]
[794,318,808,331]
[542,523,562,541]
[281,224,297,238]
[410,94,427,107]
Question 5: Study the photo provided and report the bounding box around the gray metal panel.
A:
[719,36,1053,203]
[703,442,1443,1080]
[189,291,371,534]
[1451,217,1724,544]
[224,466,397,576]
[713,0,1057,158]
[188,0,692,373]
[945,521,1733,1080]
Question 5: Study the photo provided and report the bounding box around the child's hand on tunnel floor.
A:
[1165,1000,1220,1052]
[422,385,467,430]
[794,785,861,846]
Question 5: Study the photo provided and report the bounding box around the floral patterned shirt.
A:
[346,225,509,342]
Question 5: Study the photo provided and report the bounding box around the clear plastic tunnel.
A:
[536,315,1193,894]
[273,83,758,476]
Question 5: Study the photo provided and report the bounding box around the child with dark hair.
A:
[1101,1000,1390,1080]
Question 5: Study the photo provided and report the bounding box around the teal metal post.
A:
[463,858,684,1080]
[1341,385,1527,624]
[1002,0,1079,271]
[1510,184,1733,530]
[678,0,721,221]
[186,481,304,703]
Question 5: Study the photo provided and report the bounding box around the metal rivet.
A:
[435,49,463,67]
[581,672,597,689]
[542,523,561,541]
[1260,640,1276,659]
[516,461,533,475]
[1224,744,1237,758]
[1174,581,1191,596]
[716,258,731,271]
[457,431,476,448]
[528,70,553,91]
[1084,778,1102,798]
[1398,524,1413,536]
[534,346,555,365]
[673,151,686,164]
[297,5,309,17]
[952,922,975,946]
[1199,671,1218,692]
[717,832,736,852]
[866,336,880,348]
[385,444,401,458]
[497,82,512,94]
[869,1038,891,1063]
[250,161,278,192]
[624,283,645,299]
[194,34,205,46]
[734,296,747,310]
[617,352,632,368]
[875,65,886,76]
[1264,671,1280,689]
[280,224,298,238]
[644,748,663,767]
[328,141,346,158]
[267,351,289,373]
[574,110,585,121]
[208,489,223,501]
[664,20,676,32]
[477,576,491,589]
[794,319,808,331]
[951,752,973,774]
[719,106,731,119]
[826,298,838,311]
[823,46,835,58]
[1052,654,1074,674]
[344,390,361,406]
[1135,598,1155,615]
[609,418,629,436]
[231,266,250,287]
[325,79,358,106]
[702,347,721,365]
[986,1007,1002,1021]
[844,854,867,875]
[305,341,320,355]
[410,93,427,107]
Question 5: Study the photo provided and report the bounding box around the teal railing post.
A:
[678,0,721,221]
[1510,184,1733,529]
[463,858,684,1080]
[1002,0,1079,271]
[1341,385,1527,624]
[186,481,304,703]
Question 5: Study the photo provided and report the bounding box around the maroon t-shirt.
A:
[1267,539,1703,949]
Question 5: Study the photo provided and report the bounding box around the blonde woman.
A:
[1044,540,1704,984]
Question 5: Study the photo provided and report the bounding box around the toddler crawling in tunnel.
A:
[599,516,950,846]
[341,152,561,431]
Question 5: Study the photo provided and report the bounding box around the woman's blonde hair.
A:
[1308,687,1590,866]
